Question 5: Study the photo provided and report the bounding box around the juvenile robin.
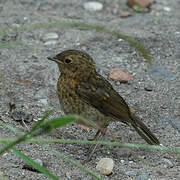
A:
[47,49,160,146]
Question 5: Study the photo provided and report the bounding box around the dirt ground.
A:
[0,0,179,179]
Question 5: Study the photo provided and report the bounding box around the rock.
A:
[39,98,48,105]
[34,159,43,166]
[44,40,57,46]
[83,1,103,12]
[65,172,71,179]
[144,84,154,91]
[41,32,59,46]
[42,32,59,42]
[109,68,133,82]
[119,12,132,18]
[163,158,174,168]
[96,158,114,175]
[127,0,152,8]
[23,158,44,172]
[120,159,125,163]
[163,7,171,12]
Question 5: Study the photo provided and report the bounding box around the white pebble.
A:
[120,159,125,163]
[118,39,124,42]
[84,1,103,11]
[39,98,48,105]
[163,158,174,168]
[163,7,171,12]
[42,32,59,42]
[96,158,114,175]
[44,40,57,46]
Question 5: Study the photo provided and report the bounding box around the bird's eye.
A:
[65,59,71,64]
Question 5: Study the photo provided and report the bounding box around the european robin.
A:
[47,49,160,146]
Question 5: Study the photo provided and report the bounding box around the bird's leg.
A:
[88,128,107,141]
[86,128,107,161]
[88,129,101,141]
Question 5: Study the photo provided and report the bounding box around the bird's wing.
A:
[75,75,131,123]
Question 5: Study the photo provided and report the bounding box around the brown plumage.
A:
[47,49,160,145]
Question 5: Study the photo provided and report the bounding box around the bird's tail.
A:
[130,114,160,145]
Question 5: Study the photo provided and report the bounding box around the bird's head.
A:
[47,49,96,79]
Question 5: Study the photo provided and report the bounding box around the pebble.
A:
[120,159,125,163]
[96,158,114,175]
[42,32,59,42]
[65,172,71,179]
[39,98,48,105]
[83,1,103,11]
[163,7,171,12]
[109,68,133,82]
[44,40,57,46]
[127,0,152,8]
[163,158,174,168]
[23,158,44,172]
[144,84,154,91]
[34,159,43,166]
[41,32,59,46]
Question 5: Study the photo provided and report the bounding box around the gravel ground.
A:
[0,0,179,179]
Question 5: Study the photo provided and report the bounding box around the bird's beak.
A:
[47,56,59,63]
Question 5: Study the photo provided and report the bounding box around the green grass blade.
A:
[33,115,77,136]
[42,145,102,180]
[0,142,58,180]
[29,109,54,134]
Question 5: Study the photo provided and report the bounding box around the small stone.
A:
[83,1,103,11]
[109,68,133,82]
[120,160,125,163]
[127,0,152,8]
[23,17,28,21]
[34,159,43,166]
[23,158,44,172]
[119,12,131,18]
[144,84,153,91]
[118,39,124,42]
[163,7,171,12]
[96,158,114,175]
[42,32,59,42]
[163,158,174,168]
[44,40,57,46]
[39,98,48,105]
[65,172,71,179]
[41,32,59,46]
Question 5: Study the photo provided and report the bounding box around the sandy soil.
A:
[0,0,179,179]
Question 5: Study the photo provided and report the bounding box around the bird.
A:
[47,49,160,147]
